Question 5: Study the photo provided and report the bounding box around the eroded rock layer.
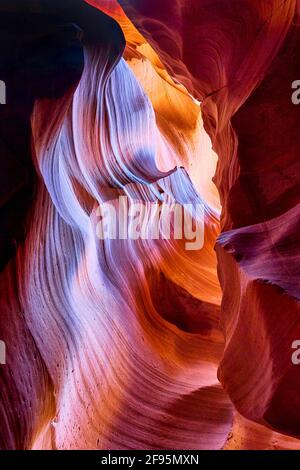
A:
[0,0,299,449]
[117,0,300,438]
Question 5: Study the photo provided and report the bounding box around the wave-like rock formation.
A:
[0,0,299,449]
[117,0,300,440]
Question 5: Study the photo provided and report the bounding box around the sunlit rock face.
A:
[116,0,300,439]
[0,0,299,450]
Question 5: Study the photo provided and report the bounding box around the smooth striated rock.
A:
[117,0,300,439]
[1,0,300,449]
[0,5,232,447]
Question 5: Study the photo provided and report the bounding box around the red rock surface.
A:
[118,0,300,438]
[1,0,300,449]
